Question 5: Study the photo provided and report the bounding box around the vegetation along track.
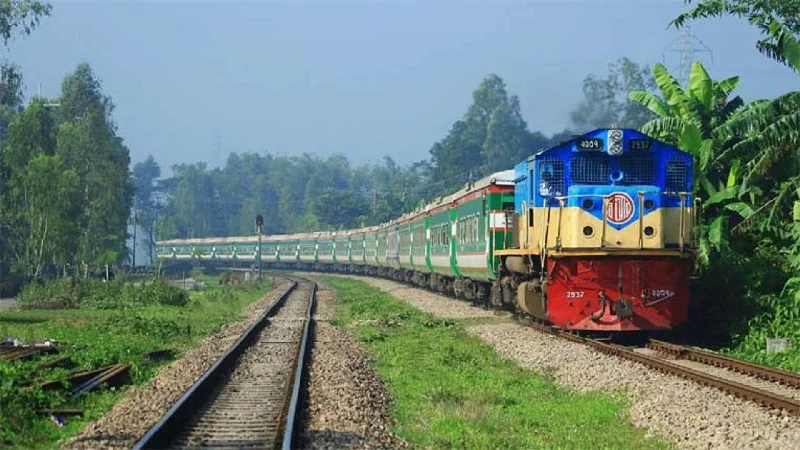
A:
[133,277,315,450]
[524,319,800,415]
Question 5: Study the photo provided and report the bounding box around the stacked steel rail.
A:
[133,278,315,450]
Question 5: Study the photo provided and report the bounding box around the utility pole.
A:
[256,214,264,281]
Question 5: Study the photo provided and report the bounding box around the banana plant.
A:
[628,62,755,266]
[692,159,756,265]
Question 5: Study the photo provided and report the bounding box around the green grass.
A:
[0,279,272,449]
[318,276,670,450]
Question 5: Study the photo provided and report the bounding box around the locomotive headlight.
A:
[608,129,623,155]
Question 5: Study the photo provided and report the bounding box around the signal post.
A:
[256,214,264,281]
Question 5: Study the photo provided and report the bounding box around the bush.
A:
[132,280,189,307]
[16,278,189,310]
[16,278,78,309]
[685,240,790,346]
[0,363,50,446]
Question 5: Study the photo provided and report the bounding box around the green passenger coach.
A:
[156,170,515,303]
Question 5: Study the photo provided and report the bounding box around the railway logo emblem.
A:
[606,192,634,224]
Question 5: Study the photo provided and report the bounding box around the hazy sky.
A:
[8,0,799,173]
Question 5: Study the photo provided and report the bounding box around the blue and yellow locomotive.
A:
[495,127,696,331]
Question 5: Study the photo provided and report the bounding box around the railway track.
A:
[231,269,800,418]
[524,320,800,415]
[133,278,315,450]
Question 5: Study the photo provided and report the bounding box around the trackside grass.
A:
[319,276,670,449]
[0,279,272,449]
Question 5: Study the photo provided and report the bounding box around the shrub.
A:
[16,278,78,309]
[15,278,189,310]
[0,363,50,445]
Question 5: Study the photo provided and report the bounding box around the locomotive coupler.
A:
[612,299,634,318]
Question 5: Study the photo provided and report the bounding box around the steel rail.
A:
[523,319,800,415]
[281,280,316,450]
[591,340,800,415]
[648,339,800,388]
[132,280,299,450]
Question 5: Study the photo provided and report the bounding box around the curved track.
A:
[133,278,315,450]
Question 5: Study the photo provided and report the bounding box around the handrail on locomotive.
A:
[531,191,699,253]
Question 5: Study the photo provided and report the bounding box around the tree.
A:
[0,61,24,145]
[312,188,370,230]
[429,119,483,193]
[0,61,23,109]
[15,155,79,278]
[0,0,51,46]
[0,98,61,278]
[165,163,217,239]
[0,97,55,170]
[429,74,534,193]
[132,155,161,264]
[570,57,657,131]
[55,63,133,274]
[672,0,800,66]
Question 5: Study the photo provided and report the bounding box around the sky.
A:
[7,0,800,173]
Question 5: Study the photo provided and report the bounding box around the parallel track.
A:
[525,320,800,415]
[133,278,315,450]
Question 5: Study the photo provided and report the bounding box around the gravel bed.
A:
[468,323,800,449]
[297,277,407,450]
[61,279,295,450]
[325,274,506,319]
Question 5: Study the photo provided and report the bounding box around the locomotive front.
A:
[495,127,697,332]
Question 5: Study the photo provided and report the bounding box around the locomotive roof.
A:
[528,127,689,160]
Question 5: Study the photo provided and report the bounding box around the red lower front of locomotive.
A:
[545,257,691,331]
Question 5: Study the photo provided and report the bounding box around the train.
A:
[156,127,698,333]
